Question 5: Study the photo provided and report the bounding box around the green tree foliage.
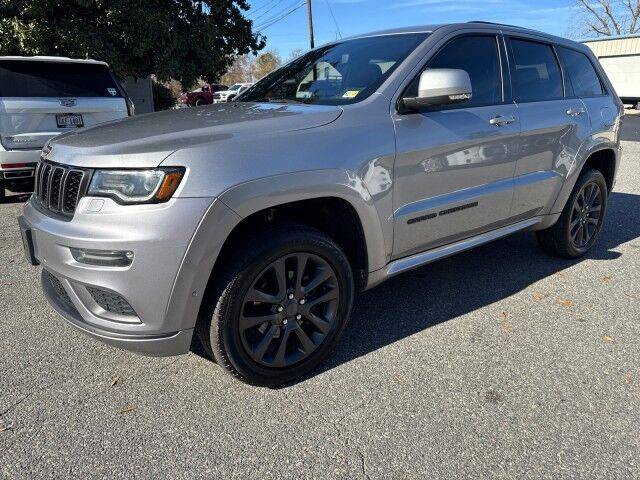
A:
[152,79,177,111]
[0,0,265,89]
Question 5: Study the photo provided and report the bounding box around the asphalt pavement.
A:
[2,114,640,479]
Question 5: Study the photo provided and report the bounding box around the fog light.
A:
[70,248,134,267]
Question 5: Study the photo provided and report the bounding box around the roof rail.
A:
[467,20,525,29]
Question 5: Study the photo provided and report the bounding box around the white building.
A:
[583,35,640,107]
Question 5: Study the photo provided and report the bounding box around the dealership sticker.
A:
[107,88,117,96]
[342,90,361,99]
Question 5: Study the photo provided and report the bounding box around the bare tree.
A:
[577,0,640,36]
[252,50,283,81]
[287,48,306,62]
[220,55,254,85]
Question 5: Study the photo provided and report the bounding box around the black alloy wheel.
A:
[240,253,340,368]
[198,225,354,387]
[569,181,604,249]
[536,168,609,258]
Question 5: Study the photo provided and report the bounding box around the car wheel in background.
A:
[197,225,354,387]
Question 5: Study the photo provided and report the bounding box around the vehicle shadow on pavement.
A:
[302,191,640,384]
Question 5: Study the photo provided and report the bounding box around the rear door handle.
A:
[489,115,516,126]
[566,107,586,117]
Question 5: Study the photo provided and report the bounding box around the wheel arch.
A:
[550,144,619,214]
[218,169,388,277]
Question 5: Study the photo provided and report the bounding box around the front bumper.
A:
[20,195,218,356]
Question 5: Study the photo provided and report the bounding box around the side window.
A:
[406,35,502,108]
[557,47,604,97]
[509,39,563,103]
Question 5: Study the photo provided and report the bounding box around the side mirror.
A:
[401,68,472,112]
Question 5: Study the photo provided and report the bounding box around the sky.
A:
[244,0,589,58]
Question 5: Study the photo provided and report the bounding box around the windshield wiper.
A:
[238,97,313,104]
[267,98,306,104]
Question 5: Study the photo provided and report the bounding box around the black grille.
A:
[86,286,137,317]
[63,171,84,213]
[34,160,87,218]
[42,270,72,306]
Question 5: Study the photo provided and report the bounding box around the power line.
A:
[248,0,280,17]
[255,0,303,28]
[255,0,306,31]
[324,0,342,39]
[249,0,284,22]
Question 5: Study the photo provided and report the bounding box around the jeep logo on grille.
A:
[59,98,76,107]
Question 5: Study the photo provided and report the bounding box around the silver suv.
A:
[0,57,132,200]
[19,23,623,386]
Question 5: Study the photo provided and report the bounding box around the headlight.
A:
[88,167,185,204]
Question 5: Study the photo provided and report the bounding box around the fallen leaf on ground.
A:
[110,376,120,387]
[603,335,614,343]
[119,405,137,414]
[533,293,543,301]
[500,311,508,319]
[560,300,574,308]
[625,372,633,384]
[625,293,638,300]
[500,322,513,333]
[602,276,613,282]
[555,272,566,278]
[0,425,11,433]
[392,374,407,385]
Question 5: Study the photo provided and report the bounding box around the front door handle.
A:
[489,115,516,126]
[566,107,586,117]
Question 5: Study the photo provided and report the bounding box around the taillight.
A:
[126,97,135,116]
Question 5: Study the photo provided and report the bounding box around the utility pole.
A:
[306,0,315,49]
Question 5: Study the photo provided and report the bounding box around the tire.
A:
[536,168,608,258]
[195,99,204,106]
[0,186,5,202]
[198,225,354,387]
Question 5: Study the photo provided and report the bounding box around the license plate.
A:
[56,113,84,128]
[18,217,39,266]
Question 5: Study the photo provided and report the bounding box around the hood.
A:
[46,102,343,168]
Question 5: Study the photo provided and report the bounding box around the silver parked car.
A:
[19,23,623,386]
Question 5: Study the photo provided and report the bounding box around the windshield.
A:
[239,33,428,106]
[229,84,243,91]
[0,61,122,98]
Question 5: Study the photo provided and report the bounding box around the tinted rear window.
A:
[0,61,122,98]
[509,39,563,103]
[557,47,605,97]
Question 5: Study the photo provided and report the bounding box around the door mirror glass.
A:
[402,68,472,111]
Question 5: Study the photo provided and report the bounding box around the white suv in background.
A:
[213,83,253,103]
[0,56,133,200]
